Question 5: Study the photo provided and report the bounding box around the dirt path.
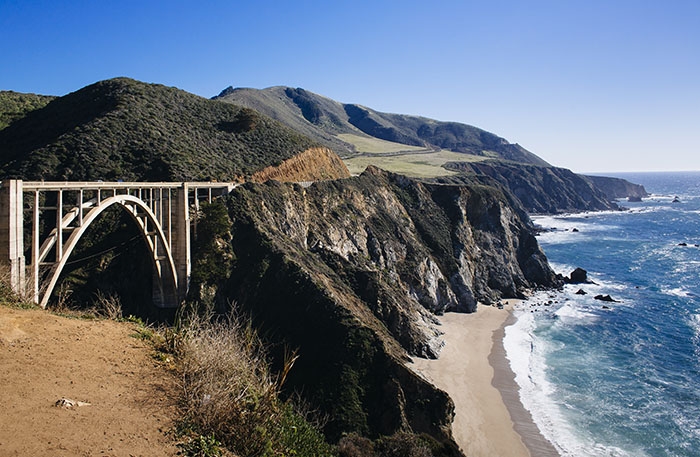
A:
[0,305,179,456]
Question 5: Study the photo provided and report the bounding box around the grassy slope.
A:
[214,86,359,157]
[344,149,485,178]
[0,78,320,181]
[337,133,427,154]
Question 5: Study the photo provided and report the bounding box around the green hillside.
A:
[214,86,551,167]
[0,91,55,130]
[0,78,320,181]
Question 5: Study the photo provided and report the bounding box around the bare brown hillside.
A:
[0,305,179,456]
[250,146,351,183]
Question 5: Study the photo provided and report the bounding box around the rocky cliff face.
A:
[207,167,558,445]
[585,174,648,200]
[442,161,623,213]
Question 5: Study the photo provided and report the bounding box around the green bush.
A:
[190,201,233,287]
[177,433,224,457]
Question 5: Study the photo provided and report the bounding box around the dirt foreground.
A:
[0,305,179,456]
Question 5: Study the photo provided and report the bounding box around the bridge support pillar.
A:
[171,183,191,304]
[0,180,26,298]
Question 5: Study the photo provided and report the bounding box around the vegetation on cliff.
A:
[0,90,55,131]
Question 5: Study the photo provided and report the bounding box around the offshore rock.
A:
[216,167,559,444]
[594,294,618,302]
[567,267,590,284]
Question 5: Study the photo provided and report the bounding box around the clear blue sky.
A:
[2,0,698,172]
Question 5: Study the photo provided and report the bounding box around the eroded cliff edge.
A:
[198,167,559,445]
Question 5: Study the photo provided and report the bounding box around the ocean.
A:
[504,171,700,457]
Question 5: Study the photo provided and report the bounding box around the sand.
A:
[0,305,179,456]
[410,301,559,457]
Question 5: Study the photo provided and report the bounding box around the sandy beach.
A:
[410,301,559,457]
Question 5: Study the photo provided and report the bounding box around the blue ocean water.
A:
[504,171,700,457]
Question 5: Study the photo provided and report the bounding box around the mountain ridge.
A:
[214,86,551,166]
[0,78,349,182]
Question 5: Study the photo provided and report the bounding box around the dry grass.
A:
[92,291,123,319]
[174,311,332,457]
[177,312,277,439]
[0,264,35,305]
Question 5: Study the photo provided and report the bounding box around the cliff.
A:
[199,167,559,445]
[585,174,649,201]
[441,161,624,213]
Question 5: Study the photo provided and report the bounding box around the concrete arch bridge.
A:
[0,180,236,309]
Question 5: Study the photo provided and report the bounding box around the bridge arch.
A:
[39,194,179,309]
[0,180,236,311]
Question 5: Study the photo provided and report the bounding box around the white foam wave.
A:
[691,314,700,364]
[533,215,623,247]
[692,314,700,334]
[662,287,692,298]
[533,215,615,233]
[548,261,578,276]
[554,304,599,321]
[549,265,630,297]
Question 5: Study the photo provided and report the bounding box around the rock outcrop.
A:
[208,167,559,444]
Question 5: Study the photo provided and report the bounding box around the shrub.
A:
[375,432,432,457]
[338,433,377,457]
[175,311,334,456]
[190,201,233,289]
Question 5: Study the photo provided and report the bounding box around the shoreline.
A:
[409,301,559,457]
[491,308,561,457]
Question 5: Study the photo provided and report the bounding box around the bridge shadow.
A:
[42,205,177,324]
